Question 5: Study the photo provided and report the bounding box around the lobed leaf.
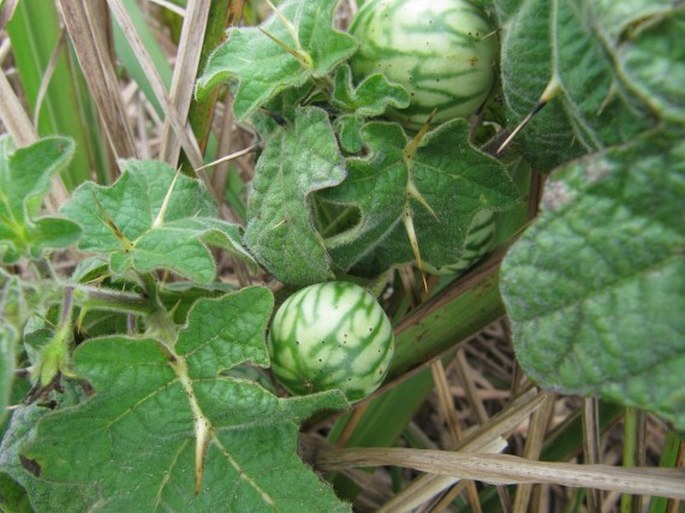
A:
[0,136,81,263]
[330,64,410,118]
[61,160,255,284]
[196,0,357,120]
[329,65,410,154]
[244,107,347,285]
[334,115,365,154]
[500,135,685,429]
[321,119,520,275]
[21,287,350,512]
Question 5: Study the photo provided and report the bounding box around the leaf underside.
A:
[244,107,347,286]
[500,135,685,430]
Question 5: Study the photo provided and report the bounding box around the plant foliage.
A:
[0,0,683,511]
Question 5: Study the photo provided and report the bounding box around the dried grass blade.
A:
[58,0,138,161]
[106,0,203,169]
[0,0,19,30]
[375,387,544,512]
[513,391,556,513]
[321,448,685,501]
[583,398,603,513]
[431,359,484,513]
[158,0,209,165]
[32,30,67,127]
[0,68,38,146]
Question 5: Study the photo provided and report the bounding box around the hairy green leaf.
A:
[329,65,410,154]
[334,115,365,154]
[21,287,350,512]
[0,270,32,341]
[330,64,410,118]
[61,160,255,284]
[321,119,519,275]
[244,107,347,285]
[0,136,80,263]
[196,0,357,119]
[0,405,98,513]
[496,0,677,171]
[615,9,685,125]
[501,135,685,429]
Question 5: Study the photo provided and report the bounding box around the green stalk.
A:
[621,407,645,513]
[179,0,232,175]
[32,286,75,385]
[647,431,684,513]
[389,250,505,380]
[327,367,436,499]
[73,284,157,316]
[138,272,179,343]
[74,279,177,344]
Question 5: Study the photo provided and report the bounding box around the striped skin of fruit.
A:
[348,0,498,129]
[268,281,394,402]
[424,209,495,275]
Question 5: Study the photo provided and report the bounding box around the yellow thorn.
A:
[403,109,437,163]
[257,26,312,68]
[402,208,428,292]
[497,75,560,155]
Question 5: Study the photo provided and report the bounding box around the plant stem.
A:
[73,283,155,316]
[137,272,178,343]
[648,430,685,513]
[621,407,646,513]
[33,285,75,385]
[179,0,233,176]
[31,257,56,281]
[389,249,505,380]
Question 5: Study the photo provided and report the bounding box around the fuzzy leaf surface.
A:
[330,64,410,118]
[500,136,685,429]
[196,0,356,119]
[0,270,32,341]
[321,120,519,275]
[615,9,685,125]
[244,107,347,285]
[335,115,365,154]
[0,136,80,263]
[496,0,681,171]
[330,65,410,154]
[0,397,99,512]
[61,160,255,284]
[21,287,350,512]
[0,273,43,414]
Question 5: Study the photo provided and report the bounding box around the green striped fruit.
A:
[348,0,498,129]
[268,281,394,402]
[424,209,495,275]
